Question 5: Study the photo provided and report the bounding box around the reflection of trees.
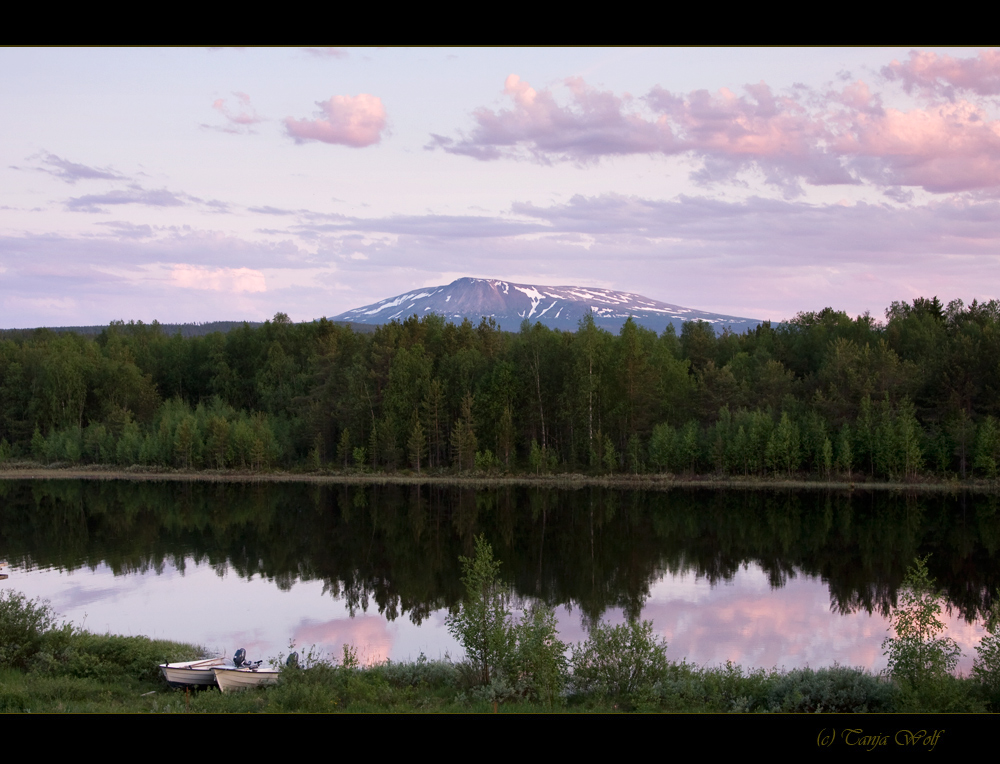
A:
[1,480,1000,625]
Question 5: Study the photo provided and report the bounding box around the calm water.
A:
[1,480,996,671]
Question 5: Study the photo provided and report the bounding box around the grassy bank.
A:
[0,626,991,714]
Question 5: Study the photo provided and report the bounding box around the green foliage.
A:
[766,665,898,713]
[446,535,512,686]
[882,556,961,687]
[445,537,567,704]
[0,589,198,686]
[0,591,65,670]
[352,446,367,468]
[570,619,670,705]
[973,594,1000,708]
[474,448,501,473]
[508,604,568,705]
[1,295,1000,480]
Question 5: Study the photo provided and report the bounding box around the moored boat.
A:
[159,657,228,688]
[212,665,281,692]
[212,650,297,693]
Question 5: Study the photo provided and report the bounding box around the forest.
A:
[1,296,999,481]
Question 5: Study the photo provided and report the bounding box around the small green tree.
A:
[407,413,426,474]
[528,439,543,475]
[336,428,351,469]
[882,556,961,687]
[446,535,514,686]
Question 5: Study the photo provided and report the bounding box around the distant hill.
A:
[0,319,377,340]
[330,277,763,334]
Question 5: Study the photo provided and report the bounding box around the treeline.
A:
[1,296,999,480]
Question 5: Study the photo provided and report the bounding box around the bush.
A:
[973,594,1000,709]
[767,665,897,713]
[0,591,68,671]
[508,604,568,705]
[571,619,669,705]
[375,653,459,691]
[882,556,961,687]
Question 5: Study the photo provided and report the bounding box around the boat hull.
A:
[213,666,280,693]
[160,658,227,688]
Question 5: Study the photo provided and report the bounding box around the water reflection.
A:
[1,479,998,670]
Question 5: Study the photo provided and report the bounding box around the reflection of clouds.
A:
[47,580,127,614]
[632,567,989,675]
[643,571,888,669]
[215,630,271,661]
[5,558,991,675]
[293,616,392,666]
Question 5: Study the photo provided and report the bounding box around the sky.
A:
[2,46,999,328]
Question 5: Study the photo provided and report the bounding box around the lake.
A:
[1,479,995,672]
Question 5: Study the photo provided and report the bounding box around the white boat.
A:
[213,665,281,693]
[211,649,297,693]
[160,657,229,688]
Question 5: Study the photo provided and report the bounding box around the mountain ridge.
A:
[330,277,763,334]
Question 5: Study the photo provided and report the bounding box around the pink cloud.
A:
[170,265,266,293]
[431,74,676,162]
[433,59,1000,196]
[284,94,387,148]
[832,99,1000,193]
[210,92,263,134]
[882,49,1000,99]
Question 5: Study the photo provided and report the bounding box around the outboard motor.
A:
[233,647,247,668]
[286,652,299,668]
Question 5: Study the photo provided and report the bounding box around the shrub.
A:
[375,653,459,691]
[571,619,669,705]
[0,591,67,671]
[508,604,568,705]
[973,594,1000,709]
[767,665,897,713]
[882,556,961,687]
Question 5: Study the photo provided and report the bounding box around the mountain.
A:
[330,278,763,334]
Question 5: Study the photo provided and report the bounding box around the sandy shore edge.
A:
[0,464,994,493]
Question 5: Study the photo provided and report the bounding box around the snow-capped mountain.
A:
[330,278,763,334]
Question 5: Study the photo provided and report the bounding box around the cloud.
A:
[65,185,189,213]
[95,221,154,239]
[5,184,1000,327]
[429,74,677,163]
[248,205,297,216]
[284,94,387,147]
[21,152,126,184]
[208,92,264,134]
[304,47,348,59]
[169,265,266,293]
[830,98,1000,194]
[293,212,544,239]
[882,49,1000,99]
[432,57,1000,196]
[286,191,1000,320]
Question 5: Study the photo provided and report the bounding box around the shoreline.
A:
[0,463,995,493]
